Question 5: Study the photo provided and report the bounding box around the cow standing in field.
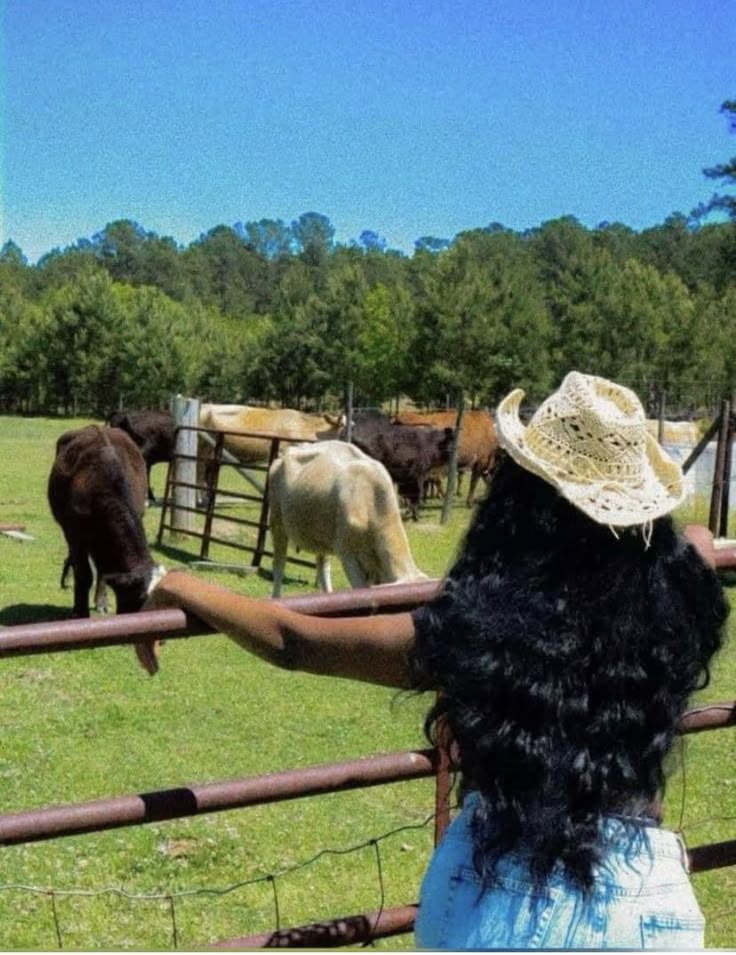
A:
[393,409,498,506]
[196,404,344,495]
[268,441,427,597]
[48,425,162,617]
[106,409,175,504]
[346,418,454,519]
[199,404,344,463]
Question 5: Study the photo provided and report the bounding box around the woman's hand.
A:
[134,570,189,676]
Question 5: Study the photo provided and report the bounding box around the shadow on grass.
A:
[0,603,73,625]
[152,542,206,565]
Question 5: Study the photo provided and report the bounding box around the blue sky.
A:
[1,0,734,263]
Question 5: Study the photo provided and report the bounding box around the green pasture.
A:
[0,415,733,950]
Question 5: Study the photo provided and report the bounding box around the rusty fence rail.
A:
[0,583,734,948]
[0,748,442,846]
[0,580,442,658]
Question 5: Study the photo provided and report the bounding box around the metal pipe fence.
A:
[0,582,733,948]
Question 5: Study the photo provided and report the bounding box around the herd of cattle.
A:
[42,402,707,620]
[47,403,499,618]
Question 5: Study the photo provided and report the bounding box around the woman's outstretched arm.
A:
[138,570,419,689]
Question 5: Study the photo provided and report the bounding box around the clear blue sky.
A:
[1,0,734,263]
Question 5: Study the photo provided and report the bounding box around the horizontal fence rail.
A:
[0,580,442,658]
[0,702,731,848]
[213,903,419,949]
[0,749,440,846]
[1,581,734,948]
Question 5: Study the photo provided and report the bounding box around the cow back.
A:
[106,410,175,464]
[49,426,148,521]
[200,404,342,463]
[269,441,423,585]
[393,409,497,471]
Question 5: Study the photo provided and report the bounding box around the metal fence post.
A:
[709,400,730,536]
[252,438,280,568]
[200,431,224,560]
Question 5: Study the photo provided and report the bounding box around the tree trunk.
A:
[441,392,465,525]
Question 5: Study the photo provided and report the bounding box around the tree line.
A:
[1,124,735,420]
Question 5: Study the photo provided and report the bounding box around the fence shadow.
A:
[0,603,72,626]
[152,542,207,565]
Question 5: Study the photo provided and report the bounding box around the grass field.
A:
[0,415,733,950]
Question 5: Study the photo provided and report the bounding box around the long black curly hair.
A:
[410,453,728,891]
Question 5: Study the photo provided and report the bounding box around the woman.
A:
[139,372,727,949]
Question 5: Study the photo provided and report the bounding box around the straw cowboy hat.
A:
[495,372,685,527]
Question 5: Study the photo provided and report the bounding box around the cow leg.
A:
[415,477,425,518]
[94,573,108,614]
[408,486,420,521]
[466,465,488,507]
[147,463,156,505]
[338,552,369,589]
[315,554,332,593]
[466,467,480,507]
[270,524,288,598]
[71,554,93,618]
[60,556,72,589]
[196,438,214,508]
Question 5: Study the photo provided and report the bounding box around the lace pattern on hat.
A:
[495,372,685,529]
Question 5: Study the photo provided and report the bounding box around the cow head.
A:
[105,560,164,614]
[106,411,128,429]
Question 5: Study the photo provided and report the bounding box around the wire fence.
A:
[2,770,735,951]
[0,812,438,950]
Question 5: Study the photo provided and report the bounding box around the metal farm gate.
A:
[0,582,734,948]
[156,416,317,578]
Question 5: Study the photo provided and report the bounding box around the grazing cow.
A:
[393,409,498,506]
[347,418,454,519]
[48,425,161,617]
[106,409,175,504]
[268,441,427,597]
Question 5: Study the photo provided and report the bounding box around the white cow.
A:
[268,441,427,597]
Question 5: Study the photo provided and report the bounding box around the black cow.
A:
[346,419,453,519]
[106,410,175,503]
[48,425,159,617]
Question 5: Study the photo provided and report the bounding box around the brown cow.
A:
[106,409,175,504]
[393,409,498,506]
[347,418,454,520]
[48,425,161,617]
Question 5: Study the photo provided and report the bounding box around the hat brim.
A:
[496,388,685,527]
